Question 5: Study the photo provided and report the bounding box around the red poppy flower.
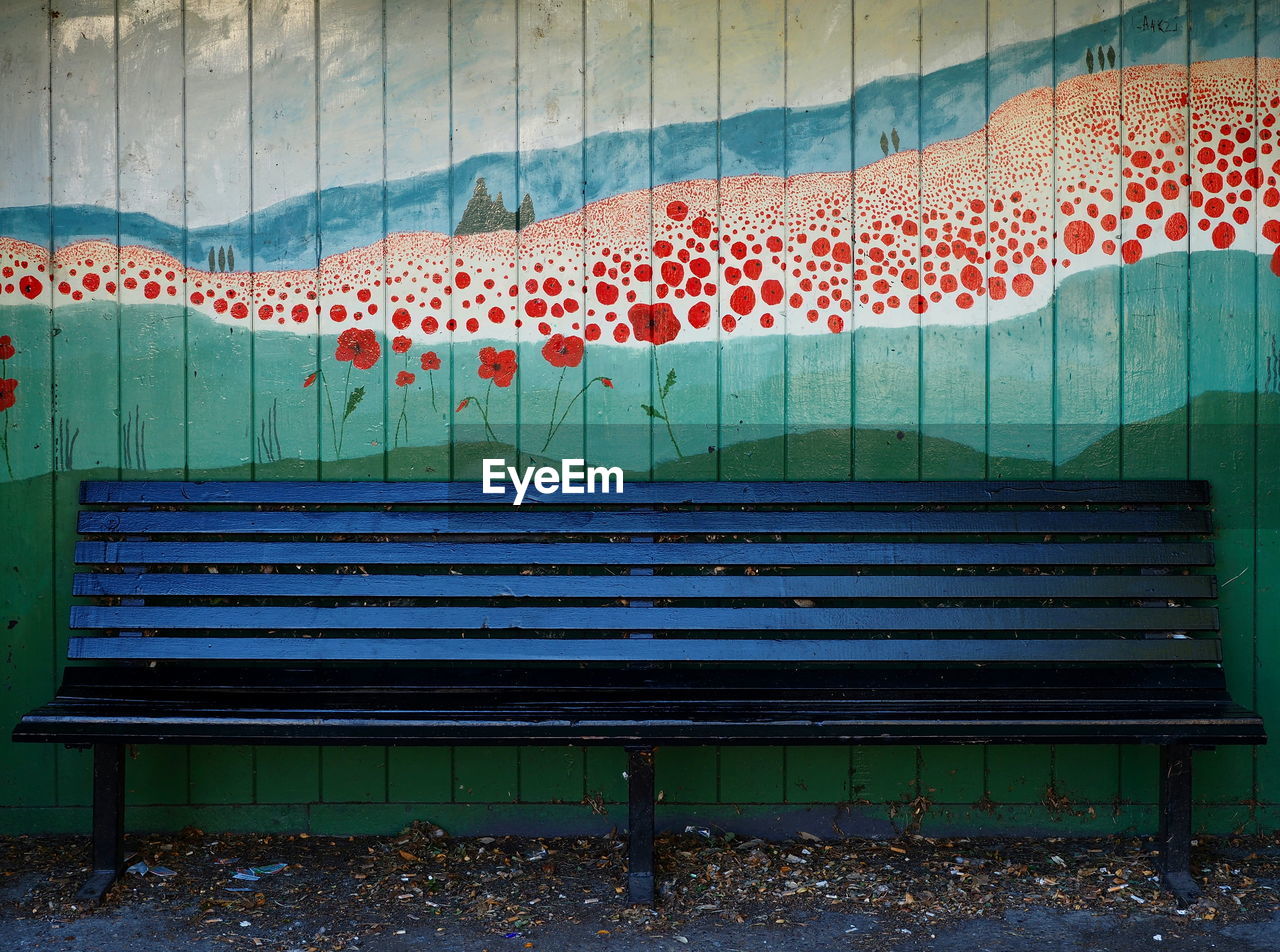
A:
[420,351,441,371]
[0,378,17,412]
[601,377,613,389]
[392,335,411,354]
[334,327,381,370]
[477,346,517,388]
[627,302,681,345]
[395,370,415,387]
[541,334,584,368]
[456,398,470,412]
[302,372,318,388]
[0,336,14,360]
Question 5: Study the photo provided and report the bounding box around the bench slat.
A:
[72,571,1219,600]
[75,540,1215,566]
[69,604,1220,632]
[76,509,1213,536]
[80,479,1212,506]
[67,636,1223,663]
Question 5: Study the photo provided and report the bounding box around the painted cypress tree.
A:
[227,246,234,271]
[1098,45,1105,69]
[1107,45,1116,69]
[218,246,226,272]
[891,127,901,153]
[1086,47,1094,73]
[517,192,535,230]
[880,132,890,157]
[209,247,216,271]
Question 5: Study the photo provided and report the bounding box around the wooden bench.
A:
[12,478,1265,907]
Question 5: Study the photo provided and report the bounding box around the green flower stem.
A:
[652,348,682,458]
[542,375,610,452]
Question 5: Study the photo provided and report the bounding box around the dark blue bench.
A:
[12,479,1265,906]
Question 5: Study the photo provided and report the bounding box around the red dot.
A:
[258,304,273,320]
[231,301,249,319]
[1121,239,1143,264]
[1212,221,1236,249]
[666,200,689,222]
[729,285,755,316]
[144,280,161,299]
[827,315,844,333]
[613,323,630,343]
[960,264,984,291]
[1011,274,1033,297]
[455,271,471,289]
[988,276,1006,300]
[688,301,711,328]
[721,314,737,332]
[691,217,713,239]
[488,306,505,323]
[1165,212,1189,241]
[291,303,309,322]
[1062,220,1095,255]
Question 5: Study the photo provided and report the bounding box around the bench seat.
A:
[20,665,1263,747]
[11,477,1266,908]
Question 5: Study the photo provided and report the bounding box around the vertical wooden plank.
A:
[1114,0,1191,812]
[1054,0,1121,480]
[650,0,719,478]
[583,0,652,479]
[717,0,786,480]
[381,0,453,808]
[446,0,520,798]
[783,0,853,480]
[915,0,986,810]
[185,0,253,478]
[251,0,320,480]
[514,0,588,803]
[0,0,56,811]
[117,0,189,807]
[1253,0,1280,821]
[316,0,385,479]
[516,0,584,465]
[1187,0,1257,816]
[920,0,985,481]
[182,0,254,807]
[852,0,920,480]
[1118,0,1189,480]
[385,0,451,478]
[450,0,519,476]
[850,0,922,817]
[118,0,185,482]
[1045,0,1125,822]
[248,0,322,807]
[315,0,389,808]
[778,0,854,800]
[986,0,1053,479]
[50,0,120,809]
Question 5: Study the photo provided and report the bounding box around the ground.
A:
[2,829,1279,951]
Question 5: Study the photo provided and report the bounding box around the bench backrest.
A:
[70,479,1220,669]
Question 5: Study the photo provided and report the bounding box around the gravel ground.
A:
[2,828,1279,951]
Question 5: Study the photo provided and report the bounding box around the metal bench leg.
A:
[1158,744,1200,908]
[626,746,655,904]
[76,743,125,906]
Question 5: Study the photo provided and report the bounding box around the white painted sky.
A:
[2,0,1147,220]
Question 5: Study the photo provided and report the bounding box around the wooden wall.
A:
[0,0,1277,835]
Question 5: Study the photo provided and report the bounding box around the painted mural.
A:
[1,0,1278,831]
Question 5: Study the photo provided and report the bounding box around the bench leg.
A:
[626,746,655,904]
[1157,744,1200,908]
[76,743,125,906]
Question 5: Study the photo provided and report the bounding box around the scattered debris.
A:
[1,828,1278,950]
